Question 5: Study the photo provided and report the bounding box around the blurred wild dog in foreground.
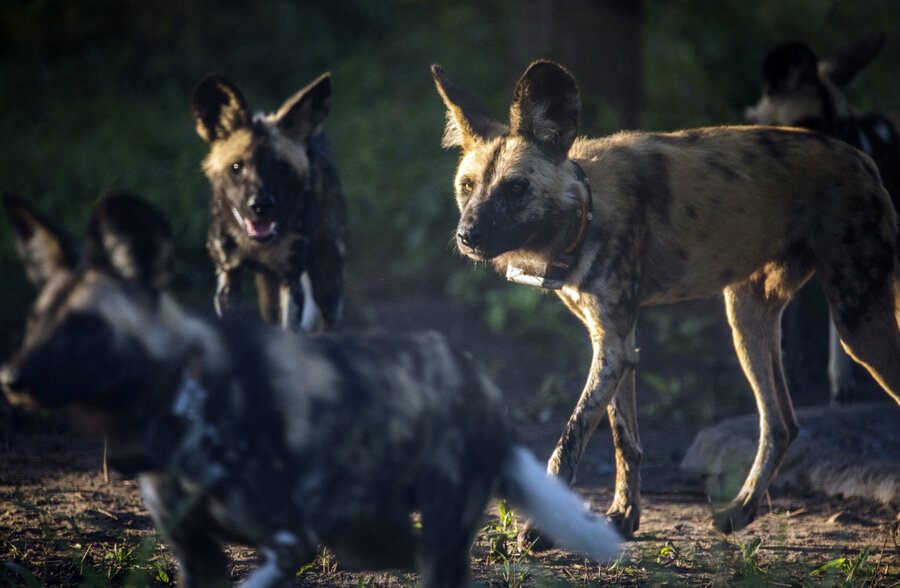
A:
[0,192,619,588]
[746,33,900,404]
[192,73,348,331]
[433,60,900,538]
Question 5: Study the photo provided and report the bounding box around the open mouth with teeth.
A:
[233,208,278,242]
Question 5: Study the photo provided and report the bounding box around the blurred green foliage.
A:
[1,0,899,351]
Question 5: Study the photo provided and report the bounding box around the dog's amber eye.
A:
[462,182,473,193]
[231,161,243,175]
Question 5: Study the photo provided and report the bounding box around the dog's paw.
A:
[712,501,757,534]
[516,520,556,553]
[606,504,639,540]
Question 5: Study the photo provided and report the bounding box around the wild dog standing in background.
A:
[746,33,900,404]
[192,73,348,331]
[0,192,619,588]
[433,60,900,538]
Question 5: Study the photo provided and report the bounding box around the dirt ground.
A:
[2,289,900,586]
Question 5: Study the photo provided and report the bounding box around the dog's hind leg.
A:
[827,317,856,405]
[823,274,900,406]
[815,183,900,405]
[715,279,799,533]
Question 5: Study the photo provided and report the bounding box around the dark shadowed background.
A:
[2,0,900,432]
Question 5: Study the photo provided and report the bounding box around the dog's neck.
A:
[505,159,593,289]
[103,302,228,474]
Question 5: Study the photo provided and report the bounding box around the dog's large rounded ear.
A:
[509,61,580,163]
[761,41,820,94]
[432,64,508,151]
[820,32,885,88]
[84,191,174,292]
[2,193,79,289]
[275,72,332,143]
[191,74,251,143]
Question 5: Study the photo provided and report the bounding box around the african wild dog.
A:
[746,33,900,404]
[0,192,619,588]
[432,60,900,538]
[192,72,348,331]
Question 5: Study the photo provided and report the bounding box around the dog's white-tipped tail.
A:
[503,446,622,561]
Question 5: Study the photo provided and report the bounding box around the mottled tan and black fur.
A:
[433,60,900,537]
[746,33,900,404]
[192,73,348,331]
[0,192,619,588]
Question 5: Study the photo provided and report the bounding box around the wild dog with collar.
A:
[0,192,620,588]
[192,72,349,331]
[745,33,900,405]
[433,60,900,538]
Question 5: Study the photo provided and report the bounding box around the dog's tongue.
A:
[245,219,276,239]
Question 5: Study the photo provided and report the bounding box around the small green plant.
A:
[811,545,875,587]
[298,546,338,577]
[483,500,518,564]
[656,540,678,567]
[75,534,175,587]
[479,501,533,588]
[102,542,138,580]
[606,552,642,578]
[388,570,421,587]
[731,537,765,585]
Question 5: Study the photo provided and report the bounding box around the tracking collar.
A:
[506,159,593,289]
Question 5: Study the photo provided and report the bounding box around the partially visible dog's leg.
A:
[827,317,856,405]
[140,474,230,587]
[417,471,491,588]
[716,280,797,533]
[254,271,281,326]
[547,327,637,487]
[824,280,900,406]
[294,272,321,332]
[605,345,642,538]
[238,532,315,588]
[539,311,638,539]
[214,268,242,318]
[309,235,346,329]
[815,184,900,405]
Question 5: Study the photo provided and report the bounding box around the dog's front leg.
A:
[214,268,242,318]
[139,474,230,588]
[546,320,640,541]
[287,272,322,332]
[548,329,636,486]
[238,532,315,588]
[605,345,642,538]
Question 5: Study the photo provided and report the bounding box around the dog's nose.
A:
[249,195,275,217]
[457,226,481,248]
